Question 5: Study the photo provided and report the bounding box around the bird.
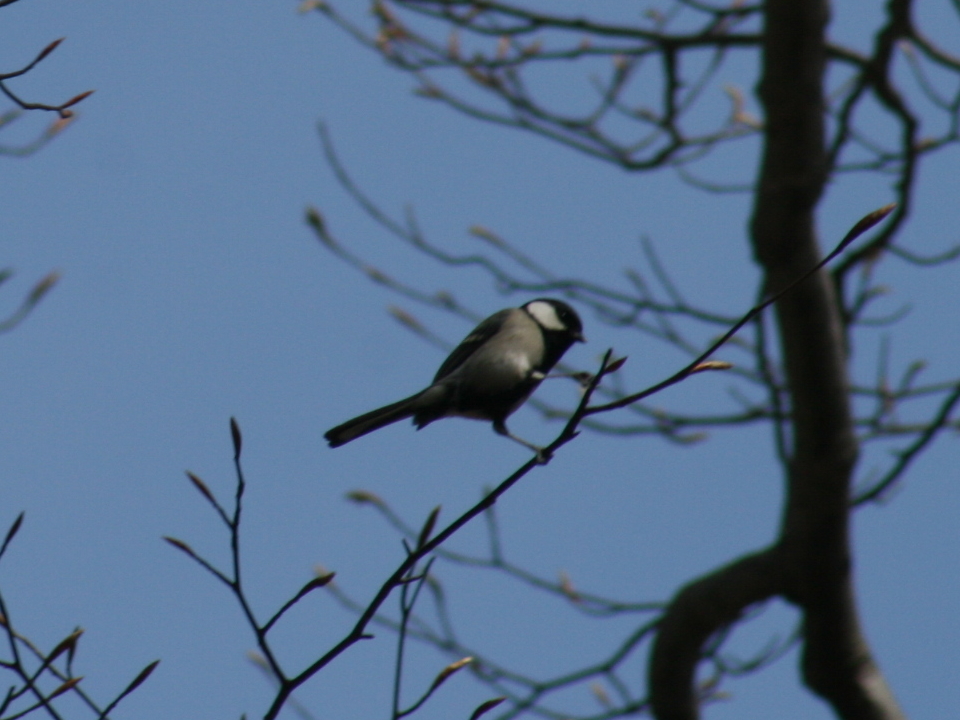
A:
[324,298,585,459]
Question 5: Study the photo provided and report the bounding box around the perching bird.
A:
[324,298,585,457]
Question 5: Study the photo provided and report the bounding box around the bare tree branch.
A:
[291,2,960,718]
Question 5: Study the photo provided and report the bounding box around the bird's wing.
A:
[432,309,513,383]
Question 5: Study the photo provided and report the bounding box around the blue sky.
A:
[1,2,958,719]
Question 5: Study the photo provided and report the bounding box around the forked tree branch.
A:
[288,2,958,718]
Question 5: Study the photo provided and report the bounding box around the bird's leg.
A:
[493,421,552,464]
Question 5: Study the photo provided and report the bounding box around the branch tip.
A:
[49,677,83,699]
[605,355,628,373]
[346,489,386,506]
[162,536,195,557]
[417,506,441,549]
[470,697,507,720]
[61,89,94,109]
[691,360,733,373]
[430,656,473,692]
[185,471,215,503]
[305,205,324,230]
[47,628,84,663]
[37,38,65,63]
[1,512,25,557]
[27,271,60,304]
[230,417,242,459]
[120,659,160,697]
[839,203,897,253]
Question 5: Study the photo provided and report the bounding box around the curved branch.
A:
[649,547,784,719]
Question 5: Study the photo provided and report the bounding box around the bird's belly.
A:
[448,354,540,421]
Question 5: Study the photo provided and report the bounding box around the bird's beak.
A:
[575,332,586,343]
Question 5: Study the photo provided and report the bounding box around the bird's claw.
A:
[534,447,553,465]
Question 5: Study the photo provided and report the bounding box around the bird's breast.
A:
[441,347,542,421]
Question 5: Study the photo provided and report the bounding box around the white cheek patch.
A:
[525,300,567,331]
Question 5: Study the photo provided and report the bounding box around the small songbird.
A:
[324,298,585,458]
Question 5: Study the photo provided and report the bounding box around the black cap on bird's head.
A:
[522,298,585,343]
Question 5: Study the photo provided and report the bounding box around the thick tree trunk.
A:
[753,2,903,717]
[649,1,906,718]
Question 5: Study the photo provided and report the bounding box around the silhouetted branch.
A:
[345,490,664,617]
[171,353,633,719]
[0,39,94,119]
[853,380,960,505]
[0,514,156,719]
[0,272,59,334]
[298,3,960,719]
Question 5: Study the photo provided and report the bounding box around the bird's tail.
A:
[324,394,422,448]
